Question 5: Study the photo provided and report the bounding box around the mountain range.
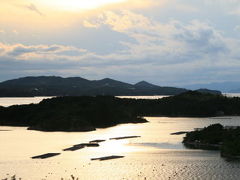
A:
[0,76,221,97]
[185,81,240,93]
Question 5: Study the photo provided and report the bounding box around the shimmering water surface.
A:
[0,97,52,107]
[224,93,240,98]
[117,96,169,99]
[0,97,240,180]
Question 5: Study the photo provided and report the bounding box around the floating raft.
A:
[63,145,85,151]
[210,117,232,120]
[63,143,99,151]
[74,143,99,147]
[31,153,60,159]
[170,131,189,135]
[89,139,106,143]
[91,155,124,161]
[109,136,141,140]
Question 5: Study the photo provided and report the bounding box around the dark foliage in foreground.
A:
[0,91,240,131]
[183,124,240,158]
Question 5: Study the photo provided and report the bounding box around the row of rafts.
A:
[31,136,141,161]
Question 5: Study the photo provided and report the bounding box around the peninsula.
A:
[183,124,240,159]
[0,91,240,132]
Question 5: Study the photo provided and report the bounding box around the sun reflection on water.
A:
[99,139,140,154]
[2,116,240,179]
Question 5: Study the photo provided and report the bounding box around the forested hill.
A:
[0,91,239,132]
[183,124,240,158]
[0,76,200,97]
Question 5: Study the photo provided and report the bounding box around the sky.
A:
[0,0,240,86]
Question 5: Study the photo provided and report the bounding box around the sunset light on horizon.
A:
[1,1,240,179]
[39,0,127,11]
[0,0,240,87]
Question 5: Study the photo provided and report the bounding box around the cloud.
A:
[83,20,101,28]
[25,3,44,16]
[174,4,199,13]
[104,0,166,10]
[83,10,229,63]
[234,25,240,31]
[16,3,44,16]
[203,0,240,5]
[1,10,240,85]
[0,43,88,61]
[12,30,19,35]
[230,8,240,15]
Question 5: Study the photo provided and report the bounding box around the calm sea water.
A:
[117,95,169,99]
[118,93,240,99]
[0,97,52,107]
[0,97,240,180]
[224,93,240,98]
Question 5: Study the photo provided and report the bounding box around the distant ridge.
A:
[185,81,240,93]
[195,88,221,95]
[0,76,220,97]
[134,81,159,89]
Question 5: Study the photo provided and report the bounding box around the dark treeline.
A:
[183,124,240,158]
[0,91,240,131]
[0,96,147,131]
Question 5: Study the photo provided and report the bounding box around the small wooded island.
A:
[0,91,240,132]
[183,124,240,159]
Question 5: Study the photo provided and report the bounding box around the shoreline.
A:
[183,124,240,159]
[0,115,238,132]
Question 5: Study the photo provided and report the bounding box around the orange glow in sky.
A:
[39,0,127,11]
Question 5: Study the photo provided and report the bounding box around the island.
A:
[0,95,148,132]
[183,124,240,159]
[0,91,240,132]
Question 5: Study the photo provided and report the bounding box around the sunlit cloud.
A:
[24,3,44,16]
[1,9,240,85]
[83,20,101,29]
[36,0,163,12]
[0,43,88,61]
[0,0,240,85]
[0,0,165,32]
[12,30,19,35]
[83,10,229,60]
[39,0,127,11]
